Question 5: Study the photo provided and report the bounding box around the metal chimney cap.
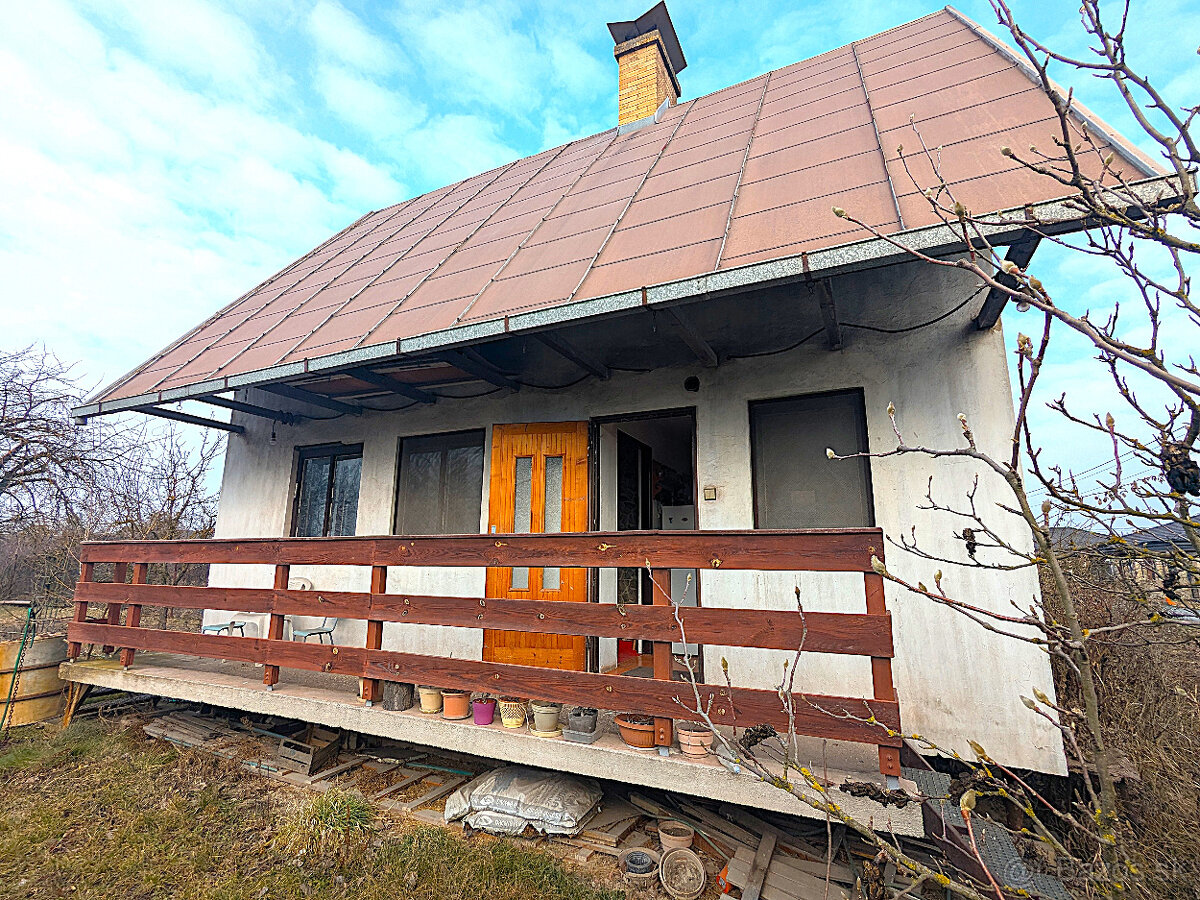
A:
[607,1,687,74]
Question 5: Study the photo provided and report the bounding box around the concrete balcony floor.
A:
[60,653,923,835]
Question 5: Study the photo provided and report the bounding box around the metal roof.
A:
[84,7,1161,415]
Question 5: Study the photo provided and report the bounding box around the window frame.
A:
[291,442,365,538]
[748,388,875,530]
[392,428,486,536]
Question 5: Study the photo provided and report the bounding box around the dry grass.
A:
[0,719,622,900]
[1041,564,1200,897]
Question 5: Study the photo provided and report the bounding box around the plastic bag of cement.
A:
[443,765,602,835]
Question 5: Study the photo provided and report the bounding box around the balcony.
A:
[61,529,917,828]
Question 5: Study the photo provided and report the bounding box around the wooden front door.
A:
[483,422,589,669]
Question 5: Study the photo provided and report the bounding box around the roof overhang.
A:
[72,175,1184,423]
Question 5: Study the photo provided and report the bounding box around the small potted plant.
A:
[441,688,470,720]
[568,706,598,734]
[674,721,714,757]
[417,686,442,714]
[615,713,656,749]
[529,700,562,734]
[498,696,527,728]
[472,695,497,725]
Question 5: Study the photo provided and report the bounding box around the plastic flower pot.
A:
[615,713,657,749]
[674,721,714,757]
[530,701,561,733]
[441,689,470,720]
[417,686,442,714]
[472,697,497,725]
[498,696,527,728]
[568,707,598,734]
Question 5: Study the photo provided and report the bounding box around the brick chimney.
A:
[608,3,687,126]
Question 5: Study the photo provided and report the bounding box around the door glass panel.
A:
[542,456,563,590]
[295,456,332,537]
[328,456,362,536]
[511,456,533,591]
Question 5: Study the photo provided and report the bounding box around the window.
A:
[394,430,485,535]
[292,444,363,537]
[750,390,873,529]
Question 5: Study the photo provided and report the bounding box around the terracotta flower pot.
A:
[417,686,442,714]
[675,721,713,757]
[472,697,497,725]
[441,689,470,720]
[658,820,695,851]
[498,696,527,728]
[615,713,656,749]
[530,701,561,734]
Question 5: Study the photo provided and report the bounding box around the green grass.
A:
[0,720,623,900]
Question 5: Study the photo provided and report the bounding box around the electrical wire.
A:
[724,327,824,361]
[840,287,984,334]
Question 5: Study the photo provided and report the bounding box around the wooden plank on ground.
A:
[307,756,366,784]
[728,848,853,900]
[402,776,465,811]
[370,768,431,800]
[743,831,777,900]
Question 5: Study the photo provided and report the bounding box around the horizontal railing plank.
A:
[78,529,884,571]
[67,622,901,747]
[74,582,894,657]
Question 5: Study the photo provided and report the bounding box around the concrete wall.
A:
[208,259,1067,774]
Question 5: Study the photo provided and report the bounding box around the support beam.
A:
[661,307,718,367]
[135,406,245,434]
[534,333,610,380]
[260,383,362,416]
[975,234,1041,330]
[809,278,841,350]
[438,349,520,391]
[197,395,303,424]
[347,368,437,404]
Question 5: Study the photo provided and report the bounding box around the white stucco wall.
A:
[207,258,1066,774]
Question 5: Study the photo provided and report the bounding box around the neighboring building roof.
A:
[1049,526,1106,550]
[87,6,1161,413]
[1116,523,1195,555]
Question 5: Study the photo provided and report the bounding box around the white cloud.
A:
[0,0,403,392]
[77,0,283,103]
[312,63,427,141]
[307,0,401,75]
[408,113,520,185]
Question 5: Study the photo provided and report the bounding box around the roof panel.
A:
[93,8,1161,406]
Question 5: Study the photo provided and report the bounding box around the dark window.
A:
[750,390,873,529]
[293,444,363,537]
[394,430,485,535]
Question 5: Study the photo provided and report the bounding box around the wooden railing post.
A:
[67,562,94,660]
[119,563,148,669]
[865,572,901,785]
[263,564,289,689]
[361,565,386,705]
[651,567,674,748]
[102,562,128,654]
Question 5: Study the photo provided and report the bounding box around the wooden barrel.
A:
[0,634,68,727]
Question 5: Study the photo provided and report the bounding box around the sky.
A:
[1,0,1197,494]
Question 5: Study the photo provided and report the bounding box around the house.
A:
[63,5,1163,823]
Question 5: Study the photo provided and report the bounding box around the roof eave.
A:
[72,175,1183,421]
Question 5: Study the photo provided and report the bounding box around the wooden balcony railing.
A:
[65,529,902,779]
